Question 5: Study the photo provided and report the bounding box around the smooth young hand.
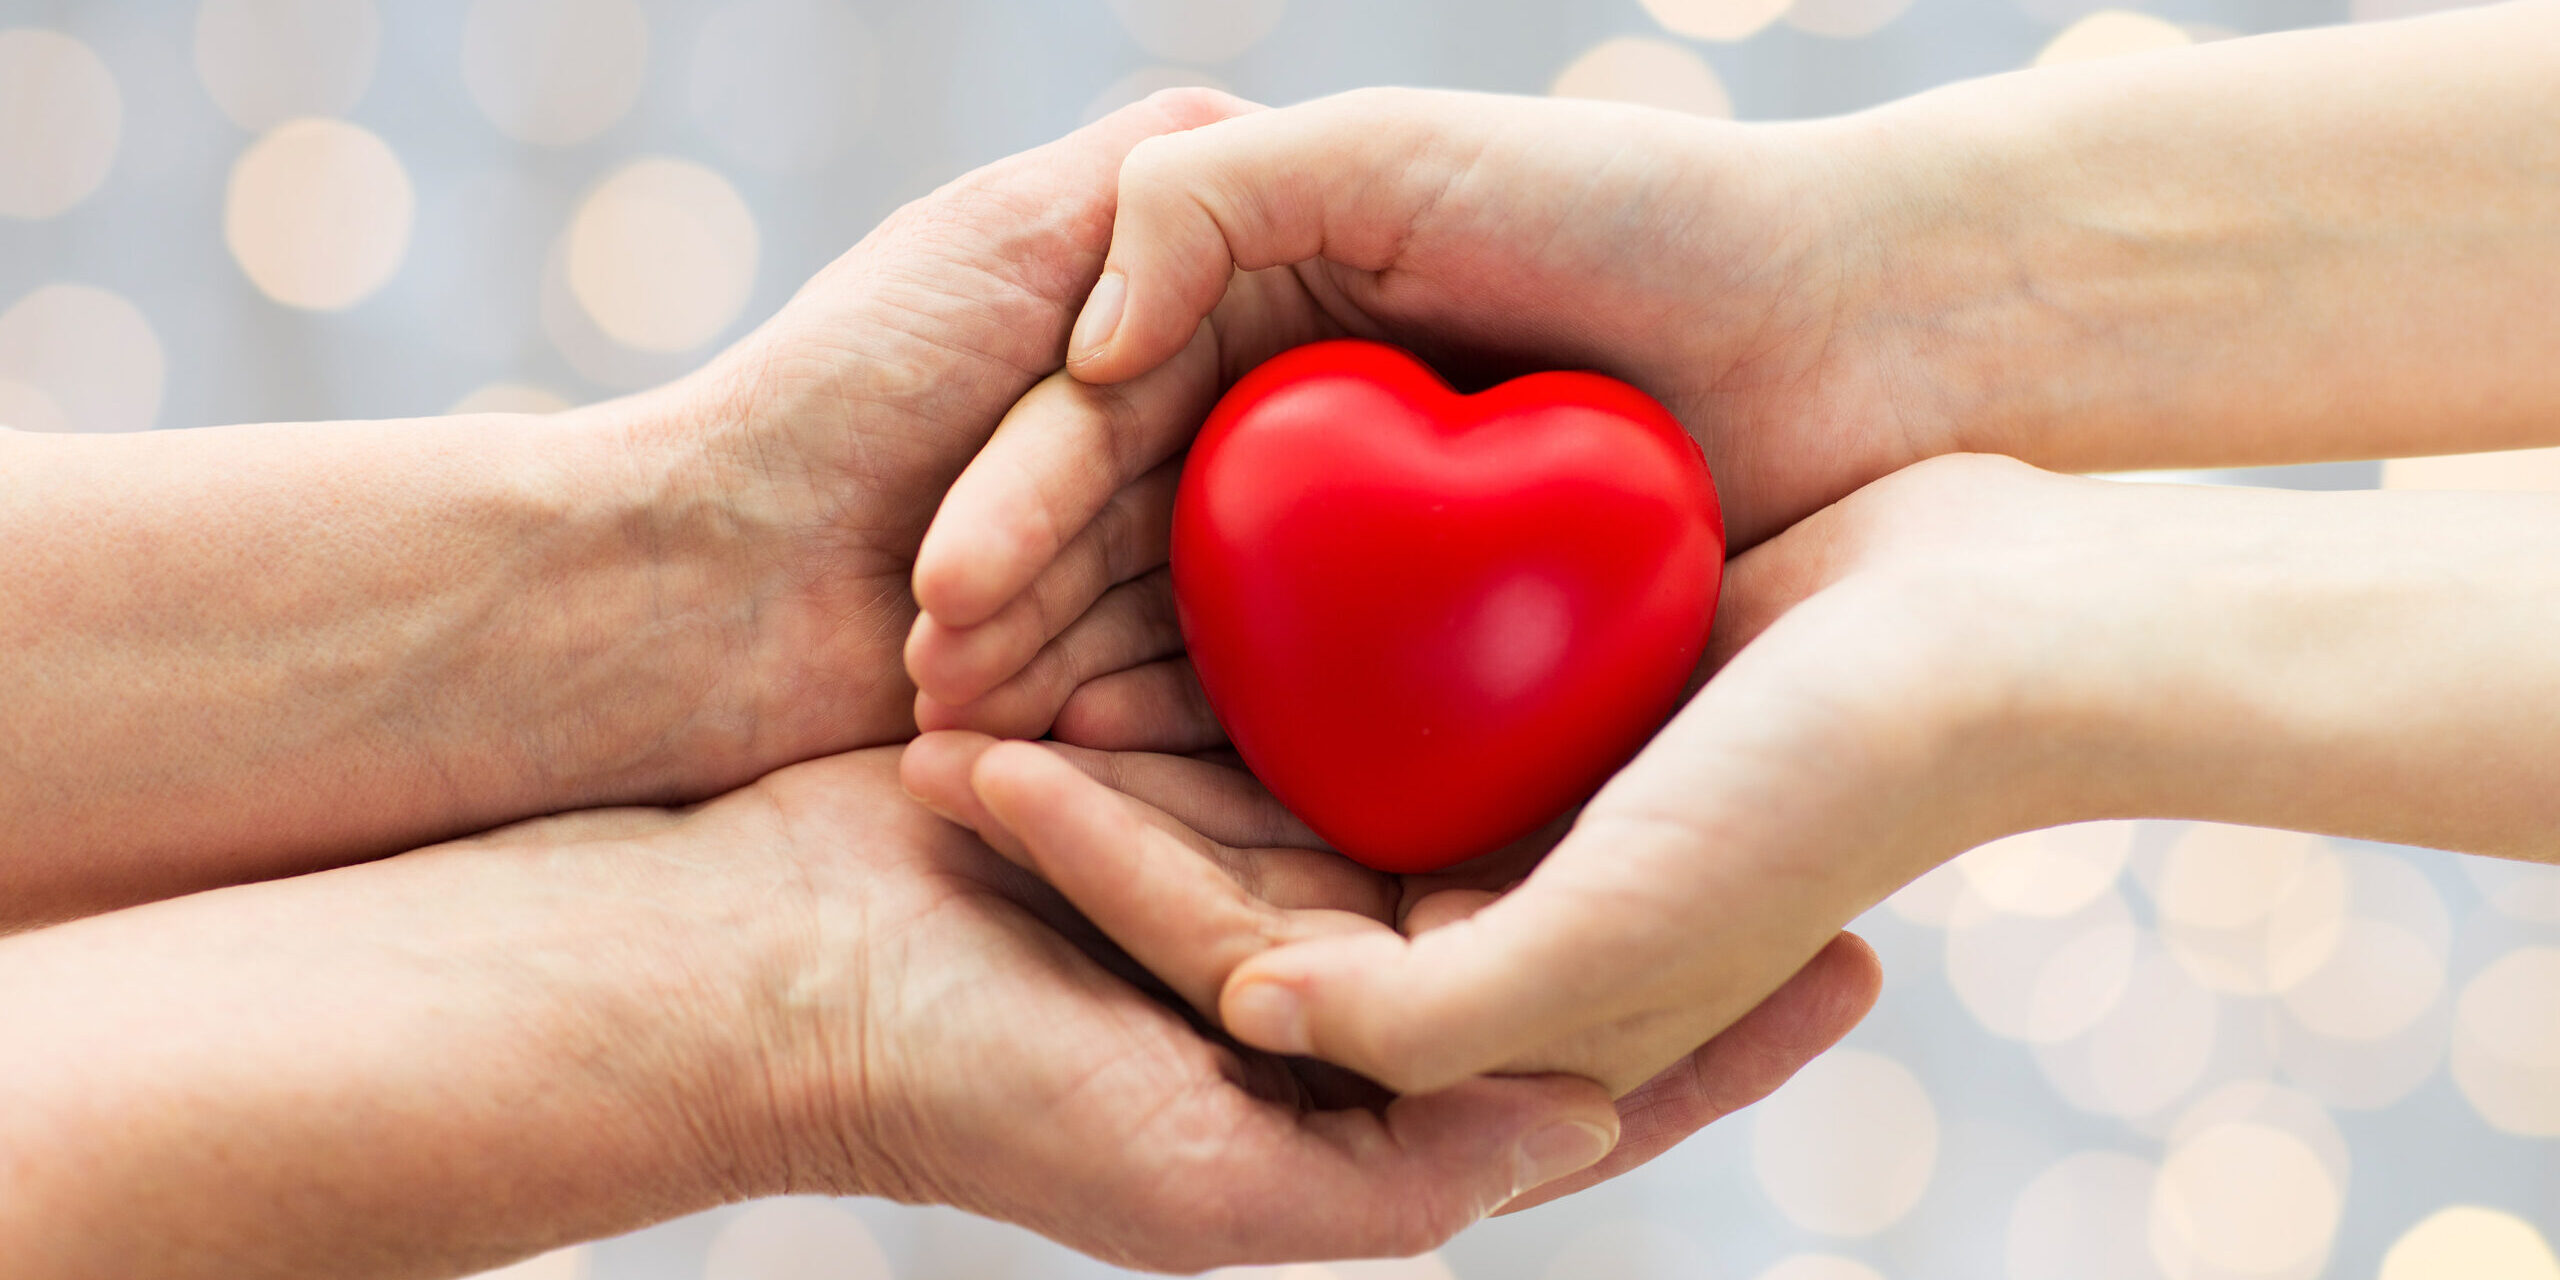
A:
[913,452,2560,1102]
[908,7,2560,733]
[899,730,1883,1211]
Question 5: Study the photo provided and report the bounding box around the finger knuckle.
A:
[1136,85,1243,129]
[1119,131,1199,196]
[1373,1189,1475,1259]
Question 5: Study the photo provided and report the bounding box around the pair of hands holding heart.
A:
[894,87,1940,1188]
[891,30,2560,1205]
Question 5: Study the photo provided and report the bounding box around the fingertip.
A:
[1385,1073,1620,1224]
[1065,268,1128,373]
[900,610,944,699]
[1221,977,1314,1058]
[1817,930,1887,1028]
[968,738,1084,823]
[912,688,968,734]
[1223,932,1469,1092]
[900,730,997,819]
[906,609,1026,709]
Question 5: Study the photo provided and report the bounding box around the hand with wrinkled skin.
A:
[0,748,1634,1279]
[0,89,1255,927]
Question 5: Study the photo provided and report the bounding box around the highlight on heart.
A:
[7,2,2560,1278]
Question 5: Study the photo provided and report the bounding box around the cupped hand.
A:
[897,731,1883,1212]
[903,87,1941,726]
[612,87,1254,784]
[708,748,1632,1268]
[910,454,2179,1106]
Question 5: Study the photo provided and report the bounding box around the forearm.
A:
[2032,483,2560,859]
[1851,2,2560,472]
[0,392,772,926]
[0,804,800,1280]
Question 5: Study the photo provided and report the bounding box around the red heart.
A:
[1172,340,1725,874]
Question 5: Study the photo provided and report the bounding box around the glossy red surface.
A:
[1171,340,1725,873]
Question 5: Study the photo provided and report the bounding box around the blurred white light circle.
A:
[2381,1206,2560,1280]
[1946,886,2137,1043]
[2034,10,2193,66]
[2034,941,2220,1121]
[1887,858,1968,927]
[2462,856,2560,924]
[2007,1150,2160,1280]
[457,1245,588,1279]
[2353,0,2525,20]
[703,1199,890,1280]
[0,284,165,433]
[0,28,122,220]
[225,117,414,310]
[1550,38,1732,118]
[194,0,380,132]
[566,157,759,352]
[2156,826,2344,995]
[1783,0,1918,38]
[2156,825,2321,931]
[1751,1049,1938,1237]
[2451,946,2560,1135]
[1108,0,1285,62]
[2384,447,2560,493]
[2336,846,2453,947]
[448,383,571,415]
[2279,917,2443,1042]
[2170,1080,2350,1186]
[1540,1220,1714,1279]
[1957,821,2136,918]
[1642,0,1795,41]
[689,0,878,174]
[2150,1122,2340,1279]
[463,0,650,146]
[1753,1256,1886,1280]
[0,378,69,432]
[1083,66,1231,125]
[2273,996,2446,1112]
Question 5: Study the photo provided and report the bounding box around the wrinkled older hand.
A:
[632,86,1263,773]
[0,748,1632,1278]
[0,89,1288,927]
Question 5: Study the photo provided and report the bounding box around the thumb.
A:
[1066,88,1496,380]
[1217,813,1708,1096]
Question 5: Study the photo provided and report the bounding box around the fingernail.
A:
[1514,1120,1614,1194]
[1224,980,1312,1056]
[1068,270,1127,364]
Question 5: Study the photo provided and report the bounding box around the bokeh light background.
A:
[6,0,2559,1277]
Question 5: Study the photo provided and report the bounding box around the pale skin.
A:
[906,2,2560,1101]
[0,92,1878,1276]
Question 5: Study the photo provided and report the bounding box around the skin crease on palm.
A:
[903,8,2560,1105]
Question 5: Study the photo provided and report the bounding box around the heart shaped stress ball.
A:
[1172,339,1725,874]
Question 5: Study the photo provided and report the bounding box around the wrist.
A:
[534,376,828,803]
